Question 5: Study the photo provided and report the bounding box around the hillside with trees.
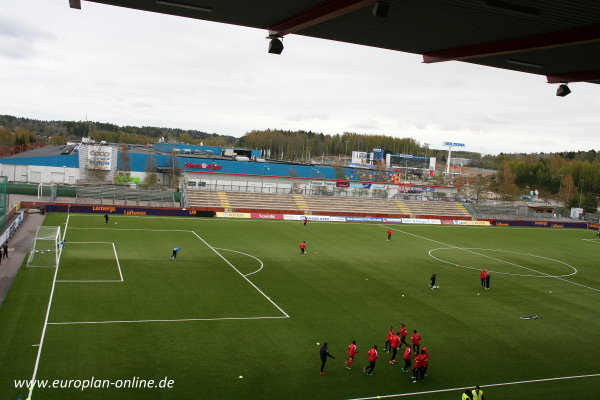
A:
[2,114,600,211]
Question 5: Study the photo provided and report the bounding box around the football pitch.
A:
[1,213,599,400]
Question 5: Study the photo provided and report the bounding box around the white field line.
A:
[48,315,288,325]
[582,238,600,243]
[428,247,577,278]
[68,227,192,232]
[343,373,600,400]
[380,224,600,292]
[214,247,264,277]
[29,217,70,400]
[191,231,289,318]
[112,243,124,282]
[56,280,122,283]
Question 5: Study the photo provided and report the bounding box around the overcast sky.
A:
[2,1,599,155]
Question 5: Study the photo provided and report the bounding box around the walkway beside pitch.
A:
[0,212,45,306]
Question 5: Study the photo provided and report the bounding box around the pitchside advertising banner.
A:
[44,205,214,217]
[87,146,112,170]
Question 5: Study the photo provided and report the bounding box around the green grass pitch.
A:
[1,213,599,399]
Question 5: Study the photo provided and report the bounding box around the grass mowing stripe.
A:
[343,373,600,400]
[28,214,70,400]
[190,230,290,318]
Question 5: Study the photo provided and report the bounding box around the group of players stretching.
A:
[323,325,431,383]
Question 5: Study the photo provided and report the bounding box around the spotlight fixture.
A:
[372,0,390,17]
[268,36,284,55]
[556,84,571,97]
[155,1,212,13]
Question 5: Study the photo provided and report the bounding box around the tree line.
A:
[2,114,600,210]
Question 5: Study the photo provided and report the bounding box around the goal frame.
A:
[27,226,62,268]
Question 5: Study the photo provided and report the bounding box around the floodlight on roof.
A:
[268,36,284,55]
[155,0,212,13]
[373,0,390,17]
[556,83,571,97]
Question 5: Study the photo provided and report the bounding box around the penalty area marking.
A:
[48,315,288,325]
[214,247,264,276]
[429,247,577,278]
[343,373,600,400]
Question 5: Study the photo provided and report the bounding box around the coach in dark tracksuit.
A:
[485,272,491,289]
[319,343,335,374]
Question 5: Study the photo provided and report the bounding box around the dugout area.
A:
[0,212,599,400]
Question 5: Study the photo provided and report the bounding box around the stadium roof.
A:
[76,0,600,85]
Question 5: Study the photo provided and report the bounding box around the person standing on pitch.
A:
[388,331,400,364]
[363,345,378,376]
[345,340,358,369]
[461,390,472,400]
[170,247,180,260]
[300,241,306,255]
[384,326,394,353]
[471,385,484,400]
[411,330,421,354]
[303,217,308,226]
[421,347,431,377]
[104,213,109,224]
[480,269,487,289]
[401,344,412,372]
[399,323,409,347]
[387,229,392,241]
[2,242,8,259]
[319,343,335,374]
[485,272,491,290]
[430,273,437,289]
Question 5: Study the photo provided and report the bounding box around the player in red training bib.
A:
[345,340,358,369]
[300,241,306,255]
[362,345,379,376]
[411,329,421,354]
[384,326,394,353]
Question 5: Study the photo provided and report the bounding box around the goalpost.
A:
[27,226,62,268]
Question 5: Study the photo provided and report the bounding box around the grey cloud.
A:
[0,16,55,59]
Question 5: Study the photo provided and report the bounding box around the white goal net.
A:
[27,226,62,268]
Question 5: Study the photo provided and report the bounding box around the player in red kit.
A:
[412,351,424,383]
[400,324,409,347]
[300,241,306,255]
[411,329,421,354]
[384,326,394,353]
[387,229,392,241]
[401,345,412,372]
[345,340,358,369]
[421,347,431,379]
[480,269,487,289]
[388,332,401,364]
[362,345,379,376]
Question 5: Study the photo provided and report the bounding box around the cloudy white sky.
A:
[2,1,599,155]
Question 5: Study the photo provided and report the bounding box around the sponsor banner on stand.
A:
[453,220,467,225]
[330,216,347,222]
[216,212,251,219]
[441,220,455,225]
[371,184,387,190]
[336,181,350,188]
[346,216,384,223]
[383,218,404,223]
[251,213,283,220]
[401,218,441,225]
[283,214,334,222]
[350,183,372,189]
